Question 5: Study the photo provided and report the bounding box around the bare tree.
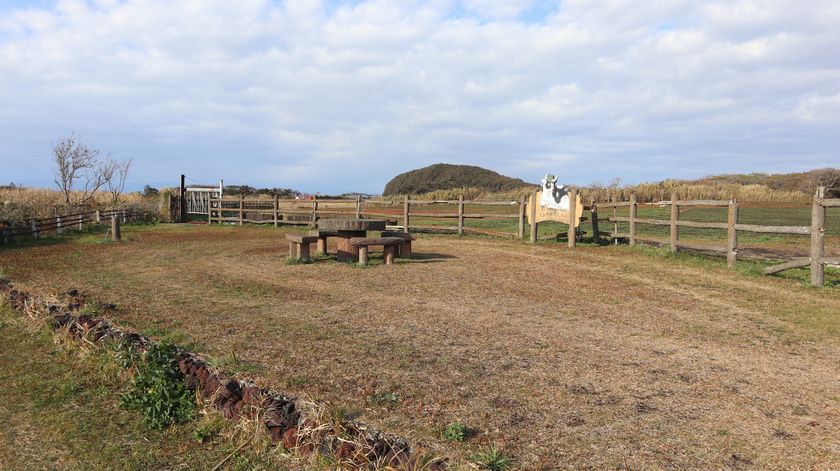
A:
[811,168,840,197]
[52,134,106,208]
[103,157,132,205]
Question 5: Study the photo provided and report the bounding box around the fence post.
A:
[179,174,186,223]
[612,197,618,245]
[590,200,599,244]
[811,186,826,286]
[529,190,538,243]
[727,199,739,268]
[208,198,213,225]
[111,215,121,242]
[355,195,361,219]
[629,194,637,247]
[273,195,279,227]
[567,188,577,248]
[30,218,38,239]
[312,197,319,226]
[95,210,101,224]
[239,194,244,226]
[457,195,464,236]
[78,214,84,230]
[403,195,410,233]
[669,192,679,253]
[56,215,63,234]
[518,195,525,240]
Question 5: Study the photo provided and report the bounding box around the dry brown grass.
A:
[377,181,812,204]
[582,182,811,204]
[0,187,159,222]
[1,224,838,469]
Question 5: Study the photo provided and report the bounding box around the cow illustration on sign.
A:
[540,173,569,210]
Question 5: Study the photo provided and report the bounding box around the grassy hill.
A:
[382,163,531,196]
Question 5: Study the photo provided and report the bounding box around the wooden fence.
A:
[0,208,135,244]
[206,187,834,286]
[208,195,536,238]
[596,187,836,286]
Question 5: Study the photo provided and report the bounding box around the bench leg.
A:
[299,243,311,261]
[317,237,327,254]
[384,246,396,265]
[358,246,368,266]
[399,241,411,258]
[289,241,297,259]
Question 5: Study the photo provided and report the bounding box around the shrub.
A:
[120,342,196,429]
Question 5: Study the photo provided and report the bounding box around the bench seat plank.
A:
[349,237,404,247]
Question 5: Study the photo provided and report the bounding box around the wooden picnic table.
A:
[316,218,387,261]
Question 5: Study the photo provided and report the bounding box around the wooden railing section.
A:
[205,186,834,286]
[599,187,835,286]
[0,208,135,244]
[208,195,537,239]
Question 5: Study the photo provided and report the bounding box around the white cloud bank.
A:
[0,0,838,192]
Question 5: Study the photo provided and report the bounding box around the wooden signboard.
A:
[528,190,584,227]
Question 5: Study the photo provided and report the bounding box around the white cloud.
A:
[0,0,838,192]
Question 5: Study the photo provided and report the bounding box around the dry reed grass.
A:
[381,181,811,204]
[582,181,810,204]
[0,187,163,223]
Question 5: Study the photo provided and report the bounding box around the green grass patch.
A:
[208,352,265,376]
[470,447,513,471]
[442,421,470,442]
[0,305,288,469]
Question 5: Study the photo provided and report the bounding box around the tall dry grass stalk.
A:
[383,182,810,204]
[0,187,159,223]
[580,182,810,204]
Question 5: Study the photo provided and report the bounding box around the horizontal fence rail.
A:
[601,187,834,286]
[206,195,539,239]
[0,208,136,244]
[206,193,596,244]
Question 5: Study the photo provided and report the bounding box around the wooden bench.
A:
[380,231,416,258]
[308,230,337,254]
[286,234,319,261]
[349,237,404,266]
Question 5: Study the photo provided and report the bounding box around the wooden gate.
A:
[186,182,223,216]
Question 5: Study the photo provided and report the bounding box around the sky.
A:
[0,0,838,194]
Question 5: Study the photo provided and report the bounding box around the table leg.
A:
[336,230,366,261]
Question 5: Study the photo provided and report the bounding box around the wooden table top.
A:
[316,218,386,232]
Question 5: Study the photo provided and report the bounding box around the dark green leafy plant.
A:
[120,342,196,429]
[442,421,468,442]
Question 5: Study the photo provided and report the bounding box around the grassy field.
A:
[1,223,839,469]
[0,305,300,470]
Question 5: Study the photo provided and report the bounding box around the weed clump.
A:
[470,447,512,471]
[120,342,196,429]
[107,339,140,369]
[441,421,469,442]
[368,391,399,406]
